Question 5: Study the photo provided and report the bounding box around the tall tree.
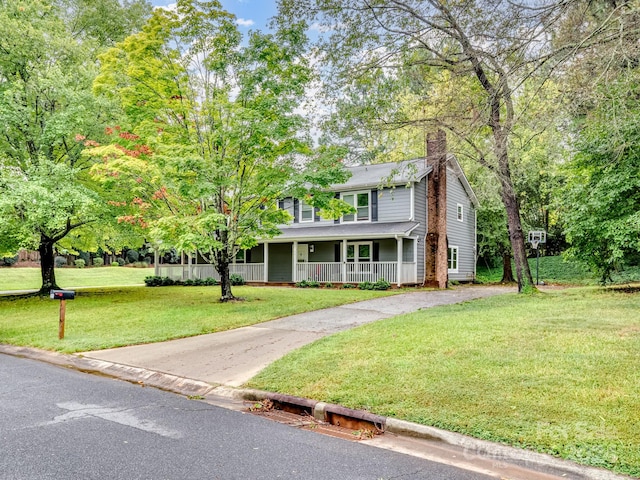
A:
[0,0,150,293]
[90,0,350,301]
[562,69,640,282]
[277,0,623,291]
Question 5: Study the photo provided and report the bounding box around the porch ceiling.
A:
[268,221,420,242]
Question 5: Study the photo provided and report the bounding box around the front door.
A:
[347,242,372,281]
[297,243,309,263]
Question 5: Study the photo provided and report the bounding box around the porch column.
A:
[292,241,298,283]
[342,239,347,284]
[263,243,269,283]
[187,252,193,280]
[396,237,403,287]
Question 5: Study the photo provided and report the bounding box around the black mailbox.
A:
[50,290,75,300]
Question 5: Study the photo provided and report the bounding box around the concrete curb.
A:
[0,344,631,480]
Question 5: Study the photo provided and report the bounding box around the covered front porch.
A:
[156,222,421,286]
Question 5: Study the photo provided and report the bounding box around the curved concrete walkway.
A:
[81,285,515,387]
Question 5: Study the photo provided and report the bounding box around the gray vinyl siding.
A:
[249,245,263,263]
[307,241,338,262]
[377,186,412,222]
[446,168,476,281]
[377,239,396,261]
[268,243,292,282]
[414,178,427,283]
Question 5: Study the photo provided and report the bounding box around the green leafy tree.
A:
[0,0,150,293]
[90,0,350,301]
[562,71,640,282]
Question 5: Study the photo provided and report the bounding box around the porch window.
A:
[347,242,372,263]
[235,250,246,263]
[342,191,370,222]
[448,246,458,273]
[300,201,314,222]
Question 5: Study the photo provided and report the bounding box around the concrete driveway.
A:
[81,285,515,387]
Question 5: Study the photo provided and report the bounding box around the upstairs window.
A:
[342,191,370,222]
[300,201,314,222]
[457,204,464,222]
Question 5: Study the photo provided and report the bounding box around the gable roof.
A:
[332,156,478,208]
[332,158,431,191]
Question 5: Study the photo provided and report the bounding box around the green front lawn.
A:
[0,266,152,291]
[0,286,395,353]
[247,286,640,477]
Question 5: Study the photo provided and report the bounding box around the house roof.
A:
[333,156,478,208]
[267,221,420,242]
[333,159,431,191]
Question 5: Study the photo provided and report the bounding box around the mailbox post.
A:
[50,290,75,339]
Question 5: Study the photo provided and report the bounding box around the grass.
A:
[247,286,640,477]
[0,286,396,353]
[0,266,152,291]
[476,255,640,285]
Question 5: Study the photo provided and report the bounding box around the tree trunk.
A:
[499,181,534,291]
[215,229,236,302]
[38,234,59,294]
[217,259,235,302]
[501,251,515,283]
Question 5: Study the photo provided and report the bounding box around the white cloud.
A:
[236,18,255,27]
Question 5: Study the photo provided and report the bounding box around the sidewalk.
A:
[81,285,515,387]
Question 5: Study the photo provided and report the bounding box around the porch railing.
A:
[346,262,397,283]
[296,262,342,283]
[157,263,265,282]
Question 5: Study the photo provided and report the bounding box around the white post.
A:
[396,236,403,286]
[342,239,348,284]
[154,249,159,276]
[188,252,193,280]
[292,241,298,283]
[263,243,269,283]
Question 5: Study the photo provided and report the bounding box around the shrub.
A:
[74,259,86,269]
[342,283,357,289]
[111,261,120,267]
[79,251,90,265]
[295,279,319,288]
[204,277,219,286]
[116,257,125,266]
[324,282,334,289]
[230,273,245,285]
[126,249,139,264]
[358,281,374,290]
[1,255,18,267]
[55,256,68,268]
[143,256,152,265]
[372,278,391,290]
[92,257,104,267]
[132,261,149,268]
[144,276,164,286]
[295,279,310,288]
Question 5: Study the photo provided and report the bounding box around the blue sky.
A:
[150,0,279,32]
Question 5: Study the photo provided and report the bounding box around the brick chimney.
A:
[425,130,448,289]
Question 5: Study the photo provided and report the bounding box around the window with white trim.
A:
[448,246,459,273]
[457,203,464,222]
[300,201,314,223]
[342,191,370,222]
[235,250,246,263]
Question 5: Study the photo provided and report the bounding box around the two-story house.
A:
[157,153,478,286]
